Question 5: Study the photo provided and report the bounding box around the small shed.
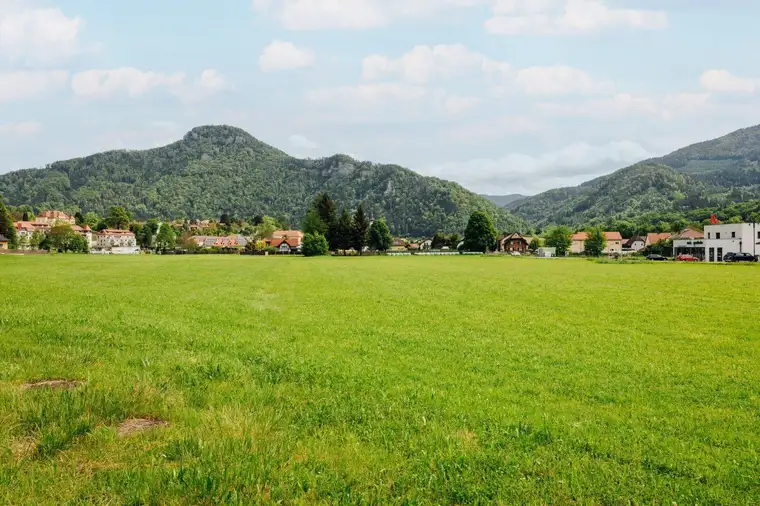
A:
[537,247,556,258]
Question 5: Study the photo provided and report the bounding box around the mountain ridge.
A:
[0,125,525,236]
[509,124,760,226]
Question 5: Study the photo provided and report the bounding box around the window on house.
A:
[716,233,721,239]
[709,248,715,262]
[708,233,711,239]
[717,247,723,262]
[732,232,736,238]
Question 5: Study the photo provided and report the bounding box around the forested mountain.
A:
[0,125,524,236]
[481,194,526,207]
[510,124,760,226]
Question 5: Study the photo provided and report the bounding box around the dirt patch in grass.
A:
[117,418,169,437]
[23,379,84,390]
[10,438,37,460]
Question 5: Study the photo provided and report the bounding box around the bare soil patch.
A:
[23,379,83,390]
[117,418,169,437]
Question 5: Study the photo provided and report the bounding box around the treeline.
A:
[299,193,390,256]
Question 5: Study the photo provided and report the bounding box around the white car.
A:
[510,252,521,257]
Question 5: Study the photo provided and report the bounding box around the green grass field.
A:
[1,255,759,504]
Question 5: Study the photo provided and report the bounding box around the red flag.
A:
[710,214,720,225]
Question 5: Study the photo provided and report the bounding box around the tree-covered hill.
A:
[0,125,524,235]
[510,124,760,226]
[480,194,526,207]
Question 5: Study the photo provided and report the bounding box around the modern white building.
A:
[703,223,759,262]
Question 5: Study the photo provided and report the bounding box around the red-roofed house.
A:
[14,221,50,249]
[35,210,75,226]
[571,231,624,255]
[646,232,672,248]
[266,230,303,253]
[71,225,93,248]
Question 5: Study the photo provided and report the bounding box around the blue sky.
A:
[3,0,760,195]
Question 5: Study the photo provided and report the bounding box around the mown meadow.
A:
[1,255,759,504]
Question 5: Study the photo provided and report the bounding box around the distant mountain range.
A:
[509,124,760,226]
[0,125,525,236]
[480,194,527,207]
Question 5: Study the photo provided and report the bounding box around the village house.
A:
[35,210,75,226]
[671,227,705,259]
[14,221,49,247]
[646,232,672,248]
[0,235,8,249]
[571,231,624,254]
[391,238,407,251]
[94,229,138,254]
[71,225,94,248]
[498,233,530,253]
[267,230,304,253]
[703,223,759,262]
[624,236,646,252]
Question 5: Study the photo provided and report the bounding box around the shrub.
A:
[302,233,329,257]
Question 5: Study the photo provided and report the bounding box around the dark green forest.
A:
[510,124,760,226]
[0,125,524,236]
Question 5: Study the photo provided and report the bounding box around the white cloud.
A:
[0,1,83,64]
[441,95,480,114]
[252,0,487,30]
[307,82,427,108]
[259,40,315,72]
[486,0,667,35]
[700,69,757,93]
[288,134,319,154]
[198,69,228,91]
[70,68,229,101]
[515,65,614,95]
[421,140,653,194]
[0,120,42,135]
[0,70,68,102]
[538,91,711,120]
[444,115,542,141]
[362,44,510,83]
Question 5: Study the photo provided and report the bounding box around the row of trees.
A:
[301,193,392,256]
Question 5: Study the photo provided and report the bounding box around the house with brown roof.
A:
[35,210,75,226]
[672,227,705,259]
[498,233,530,253]
[71,225,93,248]
[646,232,672,248]
[571,231,624,254]
[14,221,52,249]
[267,230,303,253]
[624,236,646,252]
[0,235,8,250]
[391,238,407,251]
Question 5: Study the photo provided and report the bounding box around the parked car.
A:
[676,254,700,262]
[646,254,669,261]
[724,252,758,263]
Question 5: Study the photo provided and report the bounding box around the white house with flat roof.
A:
[703,223,759,262]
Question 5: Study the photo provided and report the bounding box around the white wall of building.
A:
[703,224,759,262]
